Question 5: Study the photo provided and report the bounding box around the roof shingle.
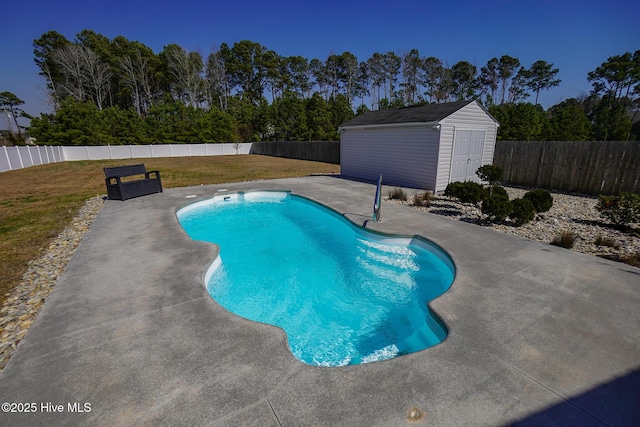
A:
[339,100,475,128]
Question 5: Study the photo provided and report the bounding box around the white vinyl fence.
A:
[1,145,64,172]
[0,143,252,173]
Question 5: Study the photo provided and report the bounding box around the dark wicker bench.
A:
[104,164,163,201]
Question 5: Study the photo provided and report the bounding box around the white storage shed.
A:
[338,100,499,192]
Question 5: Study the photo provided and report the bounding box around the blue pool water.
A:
[177,191,455,366]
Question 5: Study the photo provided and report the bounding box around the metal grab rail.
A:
[373,175,382,222]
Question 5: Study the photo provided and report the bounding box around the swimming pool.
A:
[177,191,455,366]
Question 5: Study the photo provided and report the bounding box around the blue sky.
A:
[2,0,639,123]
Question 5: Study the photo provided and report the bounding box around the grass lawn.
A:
[0,155,340,304]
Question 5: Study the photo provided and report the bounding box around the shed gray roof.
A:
[340,100,479,128]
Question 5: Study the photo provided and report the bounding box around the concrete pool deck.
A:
[0,176,638,426]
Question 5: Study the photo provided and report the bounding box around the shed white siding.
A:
[435,102,498,191]
[341,127,440,189]
[339,100,498,193]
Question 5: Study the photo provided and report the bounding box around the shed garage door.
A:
[450,130,485,182]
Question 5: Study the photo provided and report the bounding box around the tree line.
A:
[489,49,639,142]
[9,30,640,144]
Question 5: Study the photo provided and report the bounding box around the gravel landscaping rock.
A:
[0,196,104,372]
[388,186,640,263]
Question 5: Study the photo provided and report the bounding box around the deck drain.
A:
[406,406,425,423]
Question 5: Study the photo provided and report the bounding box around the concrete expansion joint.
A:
[266,397,283,426]
[267,364,302,400]
[208,363,298,426]
[466,338,607,425]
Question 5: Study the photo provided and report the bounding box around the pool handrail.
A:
[373,174,382,222]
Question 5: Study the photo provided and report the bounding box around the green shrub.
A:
[444,181,488,205]
[510,198,536,225]
[523,189,554,212]
[482,194,512,221]
[596,192,640,226]
[413,191,432,207]
[388,187,408,201]
[490,185,509,199]
[551,230,577,248]
[476,164,503,185]
[444,182,464,198]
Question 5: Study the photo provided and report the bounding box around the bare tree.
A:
[206,47,230,110]
[166,45,205,108]
[52,44,87,102]
[119,49,154,115]
[83,47,112,110]
[39,61,60,109]
[52,44,112,109]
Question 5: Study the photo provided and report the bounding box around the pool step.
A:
[395,321,443,354]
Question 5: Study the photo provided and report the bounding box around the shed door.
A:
[450,130,485,182]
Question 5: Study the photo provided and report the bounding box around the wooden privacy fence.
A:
[493,141,640,195]
[251,141,340,164]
